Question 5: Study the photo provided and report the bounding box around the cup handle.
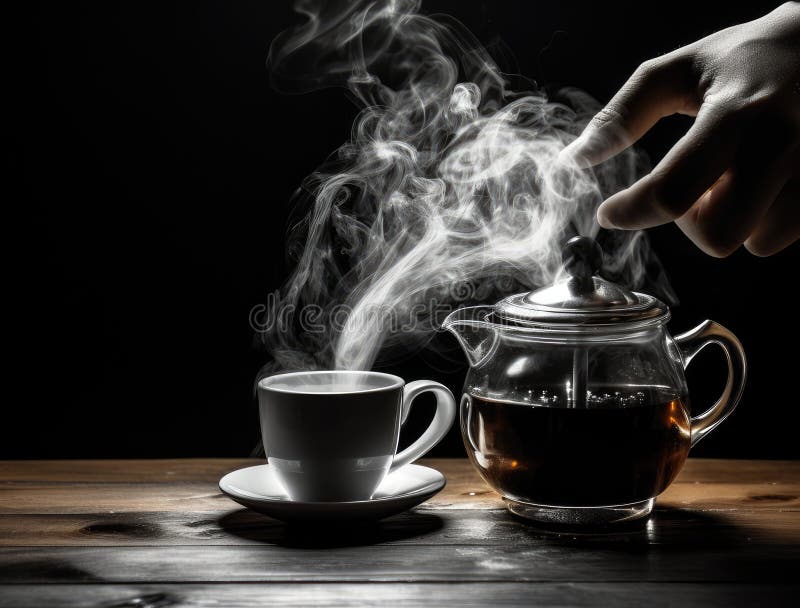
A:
[390,380,457,471]
[675,320,747,447]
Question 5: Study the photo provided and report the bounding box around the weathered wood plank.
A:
[1,480,797,514]
[0,583,797,608]
[2,458,798,485]
[2,457,799,515]
[0,543,797,584]
[1,506,799,547]
[0,459,255,483]
[0,483,233,514]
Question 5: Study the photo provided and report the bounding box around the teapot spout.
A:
[442,306,498,368]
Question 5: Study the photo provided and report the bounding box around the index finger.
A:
[562,54,699,167]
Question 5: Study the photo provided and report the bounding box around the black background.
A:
[10,1,798,459]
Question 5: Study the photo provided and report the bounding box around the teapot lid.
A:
[494,236,669,327]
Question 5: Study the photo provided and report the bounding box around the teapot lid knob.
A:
[562,236,603,282]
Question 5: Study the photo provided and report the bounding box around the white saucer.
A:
[219,463,445,522]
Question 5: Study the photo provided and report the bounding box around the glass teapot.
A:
[443,237,746,525]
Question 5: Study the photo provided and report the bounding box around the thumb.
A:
[562,55,699,167]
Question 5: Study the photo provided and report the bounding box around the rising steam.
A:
[258,0,675,372]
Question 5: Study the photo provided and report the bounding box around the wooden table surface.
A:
[0,458,798,607]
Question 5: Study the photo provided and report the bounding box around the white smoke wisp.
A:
[260,0,675,373]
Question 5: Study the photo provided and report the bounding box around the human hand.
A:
[563,2,800,257]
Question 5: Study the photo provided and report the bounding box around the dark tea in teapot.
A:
[464,385,691,507]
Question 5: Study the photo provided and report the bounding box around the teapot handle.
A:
[675,320,747,447]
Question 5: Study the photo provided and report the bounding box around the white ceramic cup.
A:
[257,370,457,502]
